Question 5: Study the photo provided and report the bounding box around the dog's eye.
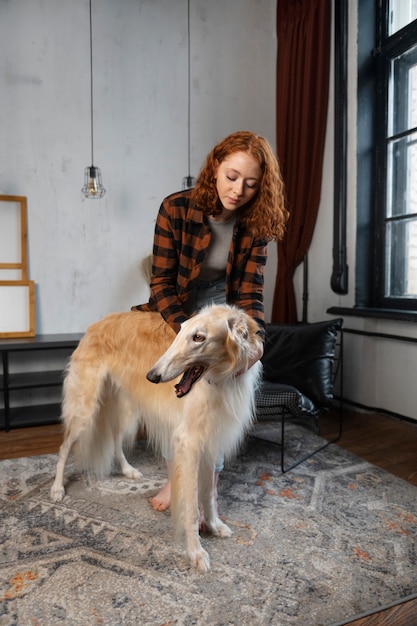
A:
[193,334,205,343]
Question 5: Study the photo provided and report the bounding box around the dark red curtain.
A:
[272,0,331,323]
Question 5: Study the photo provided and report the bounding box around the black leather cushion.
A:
[261,318,343,408]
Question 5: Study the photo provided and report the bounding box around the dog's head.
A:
[146,304,262,397]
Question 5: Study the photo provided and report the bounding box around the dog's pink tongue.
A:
[174,366,204,398]
[174,369,194,398]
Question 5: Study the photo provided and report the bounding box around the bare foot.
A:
[149,458,173,511]
[149,479,171,511]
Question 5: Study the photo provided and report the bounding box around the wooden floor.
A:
[1,409,416,625]
[319,409,417,487]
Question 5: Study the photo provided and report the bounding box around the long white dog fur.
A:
[50,304,262,571]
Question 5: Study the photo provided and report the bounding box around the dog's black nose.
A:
[146,370,161,384]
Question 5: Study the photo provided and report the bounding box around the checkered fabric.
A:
[255,381,318,420]
[132,189,268,334]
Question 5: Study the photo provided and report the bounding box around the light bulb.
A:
[87,175,99,196]
[82,165,106,199]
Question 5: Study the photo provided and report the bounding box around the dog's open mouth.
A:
[174,365,205,398]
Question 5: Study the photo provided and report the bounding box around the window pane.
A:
[385,218,417,296]
[389,44,417,136]
[389,0,417,35]
[387,131,417,217]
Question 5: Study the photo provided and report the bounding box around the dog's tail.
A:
[141,253,153,286]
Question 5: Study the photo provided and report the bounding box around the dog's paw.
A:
[209,518,232,538]
[189,547,211,572]
[50,484,65,502]
[122,466,143,480]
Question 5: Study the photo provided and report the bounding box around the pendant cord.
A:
[187,0,191,178]
[89,0,94,167]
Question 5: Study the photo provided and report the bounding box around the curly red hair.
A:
[193,131,288,240]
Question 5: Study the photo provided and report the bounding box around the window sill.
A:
[327,306,417,324]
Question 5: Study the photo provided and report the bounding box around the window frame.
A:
[372,2,417,311]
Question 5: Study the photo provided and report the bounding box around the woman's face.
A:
[215,151,262,217]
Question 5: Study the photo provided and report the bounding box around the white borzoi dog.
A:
[50,303,262,571]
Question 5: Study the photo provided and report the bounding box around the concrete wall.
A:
[0,0,278,332]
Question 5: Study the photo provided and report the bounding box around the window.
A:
[356,1,417,315]
[389,1,417,34]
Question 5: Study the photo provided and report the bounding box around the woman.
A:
[132,130,288,514]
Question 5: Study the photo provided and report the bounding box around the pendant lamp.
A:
[182,0,195,190]
[82,0,106,199]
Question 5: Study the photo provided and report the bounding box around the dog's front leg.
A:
[199,461,232,538]
[172,434,211,572]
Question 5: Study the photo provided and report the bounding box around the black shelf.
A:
[0,334,83,351]
[0,334,81,431]
[0,370,65,391]
[0,403,62,430]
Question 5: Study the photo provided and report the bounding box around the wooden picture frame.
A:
[0,195,28,281]
[0,280,35,338]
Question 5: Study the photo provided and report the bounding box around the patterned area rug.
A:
[1,425,416,626]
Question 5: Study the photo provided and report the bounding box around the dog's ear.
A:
[227,314,249,342]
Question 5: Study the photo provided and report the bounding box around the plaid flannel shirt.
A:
[133,189,267,336]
